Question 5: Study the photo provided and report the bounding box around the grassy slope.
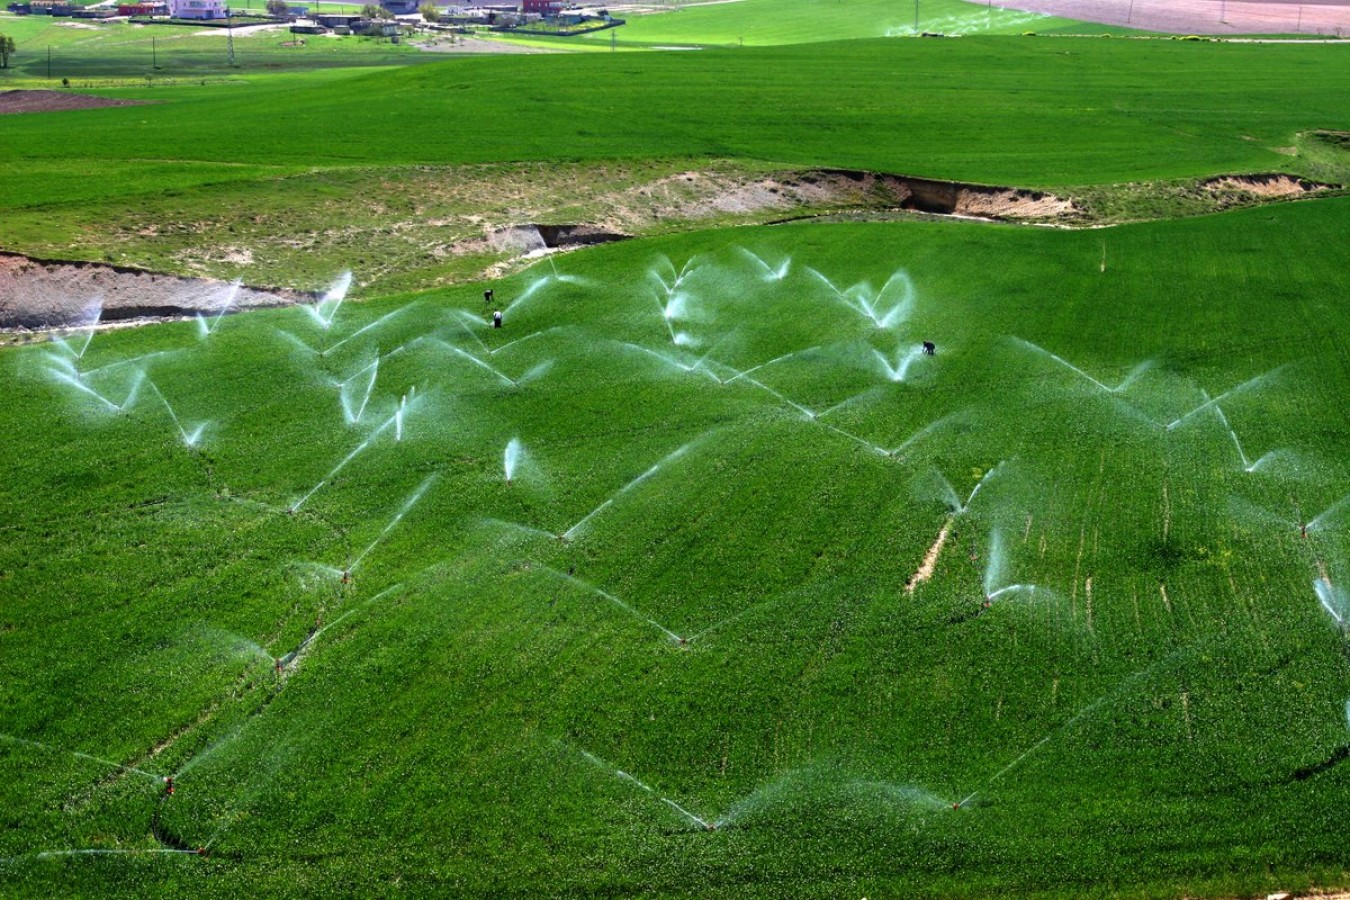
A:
[1,196,1348,897]
[1,36,1348,259]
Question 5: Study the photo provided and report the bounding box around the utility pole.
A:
[913,0,918,33]
[226,14,235,66]
[1219,0,1226,23]
[47,44,51,80]
[152,34,157,68]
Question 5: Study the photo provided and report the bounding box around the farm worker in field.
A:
[923,341,936,356]
[493,310,503,329]
[484,288,494,306]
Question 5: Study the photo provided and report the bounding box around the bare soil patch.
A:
[0,251,307,331]
[1201,172,1332,197]
[0,90,149,115]
[907,517,954,593]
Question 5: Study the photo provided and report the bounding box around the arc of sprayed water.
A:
[0,733,163,783]
[737,246,791,281]
[619,342,724,384]
[889,410,964,458]
[722,346,822,385]
[45,366,122,411]
[928,461,1006,518]
[737,377,888,454]
[561,438,703,540]
[963,461,1006,511]
[1015,337,1155,394]
[650,255,701,297]
[955,645,1203,807]
[541,567,683,644]
[303,271,353,330]
[1309,494,1350,533]
[567,743,715,830]
[338,356,380,425]
[488,329,550,356]
[196,279,242,339]
[280,583,409,675]
[872,268,917,329]
[502,271,588,318]
[347,475,438,571]
[50,297,104,360]
[394,387,415,443]
[429,340,519,387]
[504,437,524,483]
[1165,364,1287,431]
[874,345,924,382]
[311,583,406,643]
[322,305,411,356]
[73,349,180,381]
[147,379,206,447]
[1314,579,1346,627]
[1211,403,1253,471]
[289,412,398,513]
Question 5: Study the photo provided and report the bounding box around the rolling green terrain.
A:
[3,14,1350,899]
[2,196,1349,898]
[1,36,1349,298]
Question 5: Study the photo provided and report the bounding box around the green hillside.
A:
[2,196,1348,896]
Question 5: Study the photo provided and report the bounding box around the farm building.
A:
[169,0,228,19]
[521,0,563,15]
[314,12,361,27]
[117,2,168,14]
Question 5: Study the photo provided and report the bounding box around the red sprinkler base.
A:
[196,847,208,857]
[952,803,960,810]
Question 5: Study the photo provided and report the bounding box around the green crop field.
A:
[2,11,1350,899]
[3,197,1350,898]
[511,0,1127,50]
[0,12,429,82]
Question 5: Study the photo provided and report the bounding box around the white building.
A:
[170,0,227,19]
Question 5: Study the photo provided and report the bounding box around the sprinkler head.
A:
[677,637,688,647]
[196,847,208,857]
[952,802,960,810]
[1301,525,1308,538]
[983,599,992,609]
[340,570,352,584]
[705,822,717,832]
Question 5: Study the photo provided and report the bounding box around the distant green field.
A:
[1,194,1348,898]
[2,37,1347,211]
[543,0,1129,49]
[0,13,425,81]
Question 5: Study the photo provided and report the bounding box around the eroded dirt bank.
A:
[0,252,307,331]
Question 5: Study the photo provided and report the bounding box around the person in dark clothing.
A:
[493,311,503,329]
[922,341,936,356]
[484,289,494,306]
